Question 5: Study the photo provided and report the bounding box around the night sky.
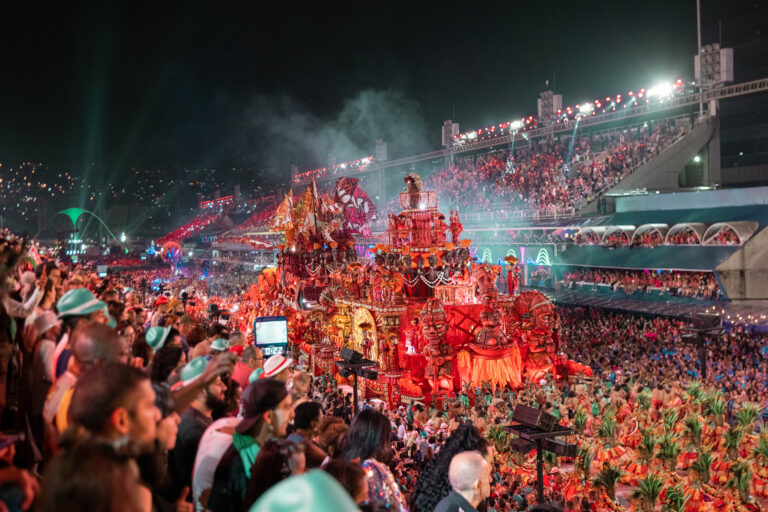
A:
[1,1,697,184]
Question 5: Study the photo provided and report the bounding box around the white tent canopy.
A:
[601,225,636,244]
[631,224,669,244]
[665,223,707,244]
[703,221,759,245]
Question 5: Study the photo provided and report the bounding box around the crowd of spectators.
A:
[2,227,767,512]
[236,203,279,232]
[710,227,741,246]
[562,267,723,300]
[667,229,700,245]
[573,226,745,248]
[381,119,684,218]
[629,230,664,248]
[157,211,223,245]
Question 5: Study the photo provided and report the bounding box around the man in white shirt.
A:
[191,416,240,512]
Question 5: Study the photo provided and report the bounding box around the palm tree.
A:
[663,410,679,433]
[690,450,714,485]
[593,462,624,501]
[632,473,665,512]
[575,446,594,482]
[573,408,587,435]
[703,396,726,426]
[656,433,681,472]
[597,417,617,447]
[486,425,508,454]
[637,390,652,419]
[683,415,702,450]
[723,427,745,461]
[685,380,703,401]
[726,461,753,503]
[638,429,657,466]
[735,403,761,431]
[662,483,689,512]
[752,435,768,462]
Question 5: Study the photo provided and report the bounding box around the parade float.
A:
[251,174,591,407]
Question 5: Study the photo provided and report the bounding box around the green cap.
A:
[249,470,358,512]
[180,356,209,383]
[146,326,171,353]
[248,368,264,384]
[210,338,228,352]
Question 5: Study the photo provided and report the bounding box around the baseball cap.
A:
[236,379,289,434]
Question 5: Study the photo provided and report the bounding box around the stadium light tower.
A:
[697,0,703,116]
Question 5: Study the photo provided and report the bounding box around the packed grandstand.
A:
[3,73,768,512]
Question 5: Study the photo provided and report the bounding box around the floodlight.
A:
[647,82,673,98]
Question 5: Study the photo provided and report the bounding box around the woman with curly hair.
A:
[149,344,185,384]
[342,409,409,511]
[411,421,490,512]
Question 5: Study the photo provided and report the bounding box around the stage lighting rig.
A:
[335,348,378,415]
[505,404,575,504]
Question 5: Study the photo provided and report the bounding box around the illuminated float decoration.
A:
[262,173,591,406]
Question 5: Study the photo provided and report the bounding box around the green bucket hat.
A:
[146,326,172,353]
[248,368,264,384]
[56,288,106,319]
[249,470,357,512]
[210,338,229,353]
[180,356,209,384]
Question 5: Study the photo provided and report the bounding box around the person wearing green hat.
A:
[165,356,228,505]
[209,338,229,354]
[245,368,262,384]
[248,469,357,512]
[207,379,294,512]
[146,326,172,353]
[51,287,109,382]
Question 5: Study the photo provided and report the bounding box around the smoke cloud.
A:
[240,89,431,176]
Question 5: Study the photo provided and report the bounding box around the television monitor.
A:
[253,316,288,357]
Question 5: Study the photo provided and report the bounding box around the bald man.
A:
[44,322,129,432]
[433,450,492,512]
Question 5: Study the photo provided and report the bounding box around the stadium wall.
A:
[615,185,768,213]
[716,226,768,299]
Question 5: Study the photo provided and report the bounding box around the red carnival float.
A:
[250,174,591,407]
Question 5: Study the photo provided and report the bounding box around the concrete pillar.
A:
[707,116,721,186]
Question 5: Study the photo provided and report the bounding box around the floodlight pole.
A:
[697,0,704,117]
